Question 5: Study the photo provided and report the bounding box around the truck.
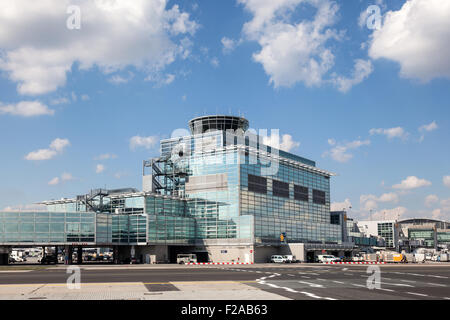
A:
[283,255,298,263]
[177,254,197,264]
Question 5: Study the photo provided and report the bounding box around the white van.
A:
[270,255,286,263]
[317,255,341,263]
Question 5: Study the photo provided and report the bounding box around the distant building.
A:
[330,211,378,248]
[356,220,399,250]
[398,218,450,250]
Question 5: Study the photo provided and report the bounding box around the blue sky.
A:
[0,0,449,221]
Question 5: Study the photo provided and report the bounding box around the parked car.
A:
[317,255,341,263]
[270,255,287,263]
[8,256,18,263]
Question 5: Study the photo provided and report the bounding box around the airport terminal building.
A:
[0,116,353,264]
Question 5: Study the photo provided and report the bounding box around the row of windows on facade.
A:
[247,174,326,205]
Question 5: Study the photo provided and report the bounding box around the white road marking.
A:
[400,279,416,283]
[299,291,337,300]
[377,288,395,292]
[301,276,311,279]
[332,281,345,284]
[351,283,366,288]
[298,281,324,288]
[428,283,446,287]
[406,292,428,297]
[382,282,414,287]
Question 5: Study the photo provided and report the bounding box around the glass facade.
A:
[1,116,343,247]
[0,211,95,244]
[378,222,395,248]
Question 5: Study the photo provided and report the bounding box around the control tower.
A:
[188,115,249,135]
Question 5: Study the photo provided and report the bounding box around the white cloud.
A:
[263,133,300,152]
[324,139,370,163]
[425,194,439,207]
[418,121,438,142]
[48,177,60,185]
[210,57,220,68]
[360,192,399,211]
[50,97,70,105]
[443,176,450,188]
[371,206,407,220]
[331,198,352,211]
[94,153,117,161]
[81,94,90,101]
[0,1,198,95]
[419,121,438,132]
[130,135,158,150]
[48,172,74,185]
[430,199,450,220]
[50,138,70,152]
[331,59,373,93]
[432,209,443,220]
[368,0,450,82]
[238,0,371,91]
[108,72,134,85]
[96,164,105,174]
[392,176,431,190]
[114,172,127,179]
[0,101,54,117]
[146,73,176,87]
[369,127,408,140]
[25,138,70,161]
[221,37,242,54]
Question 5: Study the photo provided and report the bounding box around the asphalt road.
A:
[0,264,449,300]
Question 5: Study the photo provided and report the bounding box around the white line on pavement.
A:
[428,283,446,287]
[406,292,428,297]
[377,288,395,292]
[298,281,324,288]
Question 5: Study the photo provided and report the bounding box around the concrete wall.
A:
[254,246,282,263]
[203,245,253,263]
[135,245,169,263]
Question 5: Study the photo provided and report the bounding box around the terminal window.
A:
[272,180,289,198]
[294,185,308,202]
[248,174,267,194]
[312,189,326,205]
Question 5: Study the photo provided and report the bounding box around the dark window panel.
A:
[294,185,309,202]
[272,179,289,198]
